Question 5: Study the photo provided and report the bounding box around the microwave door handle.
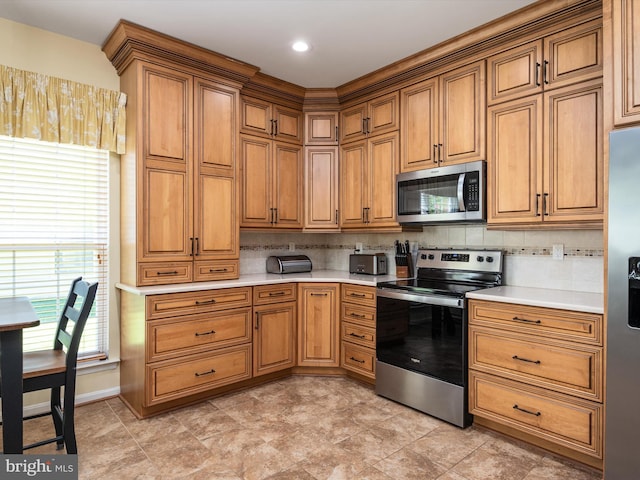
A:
[457,173,466,212]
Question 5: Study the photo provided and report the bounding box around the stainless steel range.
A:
[376,248,503,427]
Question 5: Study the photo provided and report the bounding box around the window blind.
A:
[0,135,109,357]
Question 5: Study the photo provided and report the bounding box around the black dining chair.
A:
[1,277,98,454]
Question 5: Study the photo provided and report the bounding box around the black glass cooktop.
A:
[377,279,482,298]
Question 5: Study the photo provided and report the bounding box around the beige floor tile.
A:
[373,447,448,480]
[410,424,493,469]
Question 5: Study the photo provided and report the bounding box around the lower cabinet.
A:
[252,284,297,376]
[468,299,604,463]
[297,283,340,367]
[340,284,376,379]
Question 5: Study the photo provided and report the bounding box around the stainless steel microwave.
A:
[396,160,486,224]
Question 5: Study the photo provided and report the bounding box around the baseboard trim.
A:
[20,386,121,418]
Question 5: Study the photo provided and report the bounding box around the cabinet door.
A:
[272,142,303,228]
[340,141,367,227]
[240,135,272,227]
[487,96,543,225]
[340,103,367,143]
[194,173,238,260]
[544,80,603,222]
[487,40,543,105]
[544,19,602,91]
[305,146,339,230]
[305,112,338,145]
[143,64,192,165]
[194,78,238,175]
[400,77,439,172]
[441,61,486,165]
[142,167,192,262]
[613,0,640,125]
[273,104,302,144]
[297,283,340,367]
[368,132,399,227]
[367,91,399,136]
[240,96,272,138]
[254,301,297,376]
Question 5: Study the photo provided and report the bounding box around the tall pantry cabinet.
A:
[103,21,259,286]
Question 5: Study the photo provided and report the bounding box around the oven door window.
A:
[376,296,466,386]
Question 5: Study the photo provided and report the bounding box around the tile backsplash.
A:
[240,226,604,293]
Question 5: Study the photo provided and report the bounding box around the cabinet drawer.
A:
[470,372,602,458]
[469,300,602,345]
[138,262,192,286]
[341,284,376,307]
[147,307,252,362]
[147,287,252,320]
[342,322,375,348]
[253,283,297,305]
[470,327,602,401]
[341,303,375,327]
[341,341,375,378]
[146,344,252,405]
[193,260,239,282]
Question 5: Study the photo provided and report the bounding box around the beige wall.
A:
[1,18,122,407]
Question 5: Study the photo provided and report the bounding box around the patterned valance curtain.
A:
[0,65,126,154]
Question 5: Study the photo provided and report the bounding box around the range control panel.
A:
[416,249,503,273]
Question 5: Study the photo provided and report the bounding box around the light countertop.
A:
[116,270,399,296]
[466,285,604,314]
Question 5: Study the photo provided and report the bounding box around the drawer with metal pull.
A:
[146,287,252,320]
[341,341,375,378]
[341,322,375,349]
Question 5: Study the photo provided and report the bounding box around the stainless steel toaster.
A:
[349,253,388,275]
[266,255,312,274]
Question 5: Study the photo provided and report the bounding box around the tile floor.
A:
[18,376,603,480]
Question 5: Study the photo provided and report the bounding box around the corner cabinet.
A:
[118,61,241,286]
[400,60,486,172]
[297,283,340,367]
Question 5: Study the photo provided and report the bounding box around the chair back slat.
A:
[53,277,98,371]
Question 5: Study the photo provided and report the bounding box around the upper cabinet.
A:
[400,60,486,172]
[241,96,303,144]
[304,146,339,231]
[305,112,339,145]
[487,19,603,106]
[612,0,640,126]
[340,92,399,144]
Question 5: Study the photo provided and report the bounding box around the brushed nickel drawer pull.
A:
[195,368,216,377]
[513,404,541,416]
[156,270,178,276]
[512,316,542,325]
[512,355,541,365]
[349,356,365,364]
[195,299,216,306]
[209,268,229,273]
[268,291,286,296]
[195,330,216,337]
[349,333,366,339]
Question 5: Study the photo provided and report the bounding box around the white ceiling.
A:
[0,0,538,88]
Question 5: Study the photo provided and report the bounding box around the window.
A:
[0,135,109,358]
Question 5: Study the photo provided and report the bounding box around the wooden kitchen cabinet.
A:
[487,19,602,105]
[487,79,603,227]
[304,146,339,231]
[400,60,485,172]
[340,131,400,229]
[240,134,303,229]
[612,0,640,126]
[252,284,297,377]
[305,111,338,145]
[297,283,340,367]
[241,95,302,144]
[340,284,376,380]
[340,91,399,144]
[468,299,604,464]
[119,61,240,286]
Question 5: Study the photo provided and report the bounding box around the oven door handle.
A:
[376,288,463,308]
[457,173,466,212]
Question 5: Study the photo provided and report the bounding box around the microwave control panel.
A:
[465,173,480,211]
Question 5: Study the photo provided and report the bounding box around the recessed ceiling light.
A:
[292,41,310,52]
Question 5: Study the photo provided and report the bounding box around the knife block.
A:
[395,253,413,278]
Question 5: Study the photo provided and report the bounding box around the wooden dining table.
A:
[0,296,40,453]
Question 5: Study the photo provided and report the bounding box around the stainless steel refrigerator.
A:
[606,126,640,478]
